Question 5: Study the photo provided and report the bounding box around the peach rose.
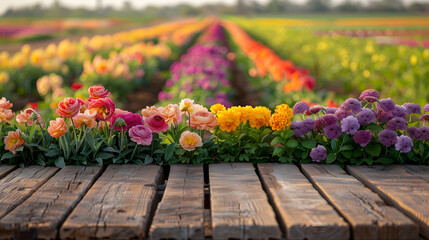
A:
[88,85,110,99]
[158,104,182,124]
[179,131,202,151]
[114,108,129,115]
[48,118,68,138]
[189,110,218,130]
[56,97,82,118]
[16,108,44,127]
[180,98,196,113]
[87,98,115,121]
[141,106,160,118]
[72,110,97,129]
[0,97,13,110]
[0,109,14,123]
[4,130,26,154]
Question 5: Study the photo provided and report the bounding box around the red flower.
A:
[88,98,115,121]
[29,102,39,110]
[56,97,83,118]
[88,85,110,99]
[71,83,83,91]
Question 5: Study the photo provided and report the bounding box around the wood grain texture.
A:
[302,164,418,240]
[348,165,429,239]
[0,165,17,179]
[0,166,59,219]
[60,164,161,240]
[0,166,102,239]
[403,165,429,182]
[209,163,281,240]
[149,165,204,240]
[257,163,349,240]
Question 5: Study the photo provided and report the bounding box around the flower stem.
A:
[70,118,78,152]
[129,144,139,163]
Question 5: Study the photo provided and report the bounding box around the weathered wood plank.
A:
[0,166,102,239]
[0,165,17,179]
[60,164,161,240]
[302,164,418,240]
[403,165,429,182]
[209,163,281,240]
[348,165,429,239]
[149,165,204,240]
[0,166,59,219]
[257,163,349,240]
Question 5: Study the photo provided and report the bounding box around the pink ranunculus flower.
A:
[141,106,160,118]
[110,113,144,131]
[179,131,202,151]
[56,97,83,118]
[88,85,110,99]
[189,110,217,130]
[129,125,153,146]
[16,108,44,127]
[4,130,26,154]
[158,104,182,124]
[47,118,68,138]
[72,110,97,129]
[88,97,115,121]
[146,114,169,133]
[0,97,13,110]
[0,109,15,123]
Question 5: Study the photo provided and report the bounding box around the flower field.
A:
[1,16,429,167]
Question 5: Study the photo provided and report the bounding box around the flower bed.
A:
[1,86,428,167]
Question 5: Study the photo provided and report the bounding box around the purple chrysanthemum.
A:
[377,109,393,122]
[310,145,327,162]
[335,109,353,122]
[291,121,306,137]
[359,89,380,103]
[378,129,398,147]
[356,108,376,125]
[293,102,310,115]
[306,105,323,116]
[353,130,372,147]
[386,117,408,131]
[392,105,407,119]
[407,127,421,140]
[420,126,429,141]
[340,98,362,113]
[326,107,338,114]
[324,123,342,139]
[379,98,395,112]
[315,117,325,131]
[395,135,413,153]
[403,103,421,115]
[420,114,429,122]
[424,103,429,113]
[341,116,360,135]
[315,114,338,130]
[302,118,315,132]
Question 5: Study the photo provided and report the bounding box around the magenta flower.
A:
[293,102,309,114]
[353,130,372,147]
[326,107,338,114]
[378,129,398,147]
[129,125,153,146]
[359,89,380,102]
[110,113,144,131]
[334,109,353,122]
[420,114,429,122]
[305,105,323,116]
[310,145,327,162]
[146,114,169,133]
[395,135,413,153]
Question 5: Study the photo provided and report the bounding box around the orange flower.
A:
[16,108,44,127]
[179,131,202,151]
[158,104,182,124]
[48,118,68,138]
[4,130,26,154]
[189,110,217,130]
[274,104,293,117]
[141,106,160,118]
[88,85,110,99]
[216,108,241,132]
[56,97,82,118]
[270,112,292,131]
[72,110,97,129]
[210,103,226,114]
[0,97,13,110]
[87,98,115,121]
[0,109,14,123]
[249,106,271,129]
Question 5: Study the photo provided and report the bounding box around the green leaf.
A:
[144,155,153,164]
[365,144,381,157]
[55,157,66,168]
[1,152,16,161]
[365,123,383,133]
[164,143,177,161]
[285,129,295,139]
[97,152,114,159]
[36,159,46,166]
[331,140,337,151]
[341,151,352,159]
[340,145,353,151]
[103,147,119,153]
[286,139,298,148]
[326,153,337,164]
[273,147,285,156]
[376,157,395,165]
[239,154,249,162]
[279,156,293,163]
[45,149,61,157]
[95,158,103,166]
[271,136,285,146]
[302,140,316,149]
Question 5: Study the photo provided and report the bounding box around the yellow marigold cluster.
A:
[270,104,293,131]
[216,108,241,132]
[249,106,271,129]
[234,106,254,123]
[210,103,226,114]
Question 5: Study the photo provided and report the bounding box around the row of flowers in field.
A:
[158,23,233,107]
[1,86,428,166]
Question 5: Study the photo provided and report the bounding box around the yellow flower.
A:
[180,98,196,113]
[217,108,241,132]
[210,103,226,114]
[270,112,292,131]
[249,106,271,129]
[236,106,253,123]
[274,104,293,118]
[0,71,9,84]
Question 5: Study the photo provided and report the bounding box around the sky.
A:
[0,0,426,15]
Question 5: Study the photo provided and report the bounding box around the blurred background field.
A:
[0,0,428,119]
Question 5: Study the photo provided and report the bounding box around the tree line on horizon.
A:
[2,0,428,18]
